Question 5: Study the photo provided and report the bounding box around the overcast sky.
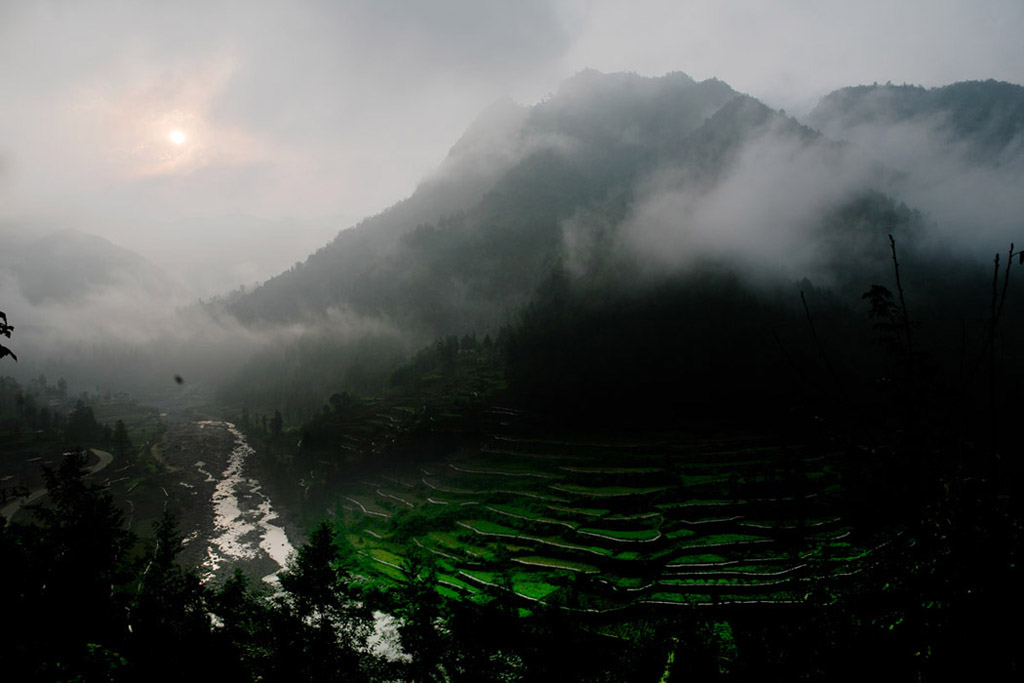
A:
[2,0,1022,294]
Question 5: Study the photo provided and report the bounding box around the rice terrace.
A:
[340,419,878,616]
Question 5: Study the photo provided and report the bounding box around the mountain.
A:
[218,71,1023,419]
[805,79,1024,254]
[226,71,871,328]
[225,70,927,334]
[226,71,744,333]
[807,79,1024,164]
[0,228,179,306]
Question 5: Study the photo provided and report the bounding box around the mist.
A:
[2,0,1023,406]
[3,0,1021,282]
[1,279,407,410]
[613,120,882,285]
[807,90,1024,256]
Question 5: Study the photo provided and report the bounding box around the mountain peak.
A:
[808,79,1024,161]
[446,96,527,160]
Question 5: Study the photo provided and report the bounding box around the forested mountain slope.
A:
[226,71,742,333]
[807,79,1024,164]
[219,72,1024,420]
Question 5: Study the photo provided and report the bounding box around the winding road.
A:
[0,448,114,521]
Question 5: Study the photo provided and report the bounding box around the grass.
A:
[513,556,600,573]
[604,511,662,522]
[344,494,393,517]
[485,503,546,519]
[546,505,610,518]
[578,527,662,542]
[665,528,696,540]
[559,466,664,475]
[665,553,731,565]
[548,484,670,497]
[485,504,579,530]
[421,533,496,562]
[450,460,558,478]
[458,519,522,537]
[659,577,792,588]
[376,488,420,508]
[367,547,406,567]
[512,579,561,601]
[329,427,875,613]
[436,572,483,594]
[460,568,501,586]
[361,555,406,582]
[676,533,770,547]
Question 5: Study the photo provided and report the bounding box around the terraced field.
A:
[339,415,887,614]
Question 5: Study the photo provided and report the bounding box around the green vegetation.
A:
[330,428,875,619]
[578,527,662,542]
[6,73,1024,680]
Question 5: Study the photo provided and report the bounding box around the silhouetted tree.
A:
[0,310,15,361]
[113,419,132,458]
[397,548,445,682]
[129,511,212,682]
[275,520,372,681]
[9,452,136,680]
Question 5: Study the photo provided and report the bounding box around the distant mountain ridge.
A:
[0,228,178,306]
[225,71,1022,349]
[807,79,1024,164]
[227,71,748,332]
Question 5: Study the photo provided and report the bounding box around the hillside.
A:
[225,71,742,332]
[225,73,1024,343]
[0,228,178,306]
[807,79,1024,164]
[214,71,1024,420]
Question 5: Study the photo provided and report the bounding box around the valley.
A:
[3,65,1023,680]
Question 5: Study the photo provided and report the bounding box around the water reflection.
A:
[196,421,294,583]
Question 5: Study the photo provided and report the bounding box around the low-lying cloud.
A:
[814,112,1024,256]
[0,269,404,408]
[612,121,884,285]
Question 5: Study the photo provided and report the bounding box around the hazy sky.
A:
[2,0,1022,294]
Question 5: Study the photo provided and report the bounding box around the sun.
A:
[168,129,187,145]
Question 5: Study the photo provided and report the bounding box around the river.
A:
[162,418,405,660]
[194,420,294,583]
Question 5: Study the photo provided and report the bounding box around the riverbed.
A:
[157,419,297,583]
[156,418,405,660]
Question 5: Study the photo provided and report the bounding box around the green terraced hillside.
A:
[334,413,888,615]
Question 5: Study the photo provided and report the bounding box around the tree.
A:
[66,399,101,444]
[8,452,137,680]
[113,419,132,458]
[279,521,346,620]
[396,548,446,682]
[275,520,372,681]
[211,569,275,681]
[129,512,212,682]
[0,310,15,361]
